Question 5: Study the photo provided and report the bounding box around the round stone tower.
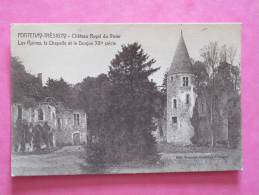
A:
[166,31,196,145]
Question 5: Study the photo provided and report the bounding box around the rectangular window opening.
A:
[172,117,177,124]
[74,113,80,126]
[173,99,177,109]
[77,114,80,126]
[73,114,76,126]
[183,77,189,87]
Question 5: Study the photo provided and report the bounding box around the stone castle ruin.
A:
[12,97,87,152]
[156,31,236,147]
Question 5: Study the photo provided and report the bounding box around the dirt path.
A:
[12,146,86,176]
[12,145,241,176]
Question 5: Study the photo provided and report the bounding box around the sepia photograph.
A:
[11,23,242,176]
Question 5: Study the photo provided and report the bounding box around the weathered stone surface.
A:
[12,101,87,151]
[166,33,197,145]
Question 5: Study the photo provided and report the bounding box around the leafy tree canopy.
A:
[105,42,160,162]
[12,57,43,106]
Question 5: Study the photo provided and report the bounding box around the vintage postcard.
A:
[11,23,242,176]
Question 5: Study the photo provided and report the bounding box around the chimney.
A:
[37,73,42,86]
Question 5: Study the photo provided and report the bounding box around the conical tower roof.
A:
[169,31,192,75]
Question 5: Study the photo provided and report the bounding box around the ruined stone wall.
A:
[12,104,32,126]
[36,103,57,129]
[12,103,56,128]
[56,109,87,145]
[12,103,57,148]
[12,103,87,147]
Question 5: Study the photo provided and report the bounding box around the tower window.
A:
[186,94,190,104]
[183,77,189,87]
[172,117,177,124]
[171,76,173,82]
[57,118,62,129]
[173,99,177,109]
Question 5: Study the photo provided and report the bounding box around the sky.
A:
[11,23,241,86]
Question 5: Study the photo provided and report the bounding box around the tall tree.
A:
[213,62,238,146]
[200,43,240,147]
[227,46,237,65]
[107,42,160,162]
[12,56,43,106]
[219,45,228,63]
[200,42,219,77]
[78,74,111,139]
[78,74,111,163]
[192,61,209,93]
[44,78,75,108]
[200,42,219,146]
[191,61,211,145]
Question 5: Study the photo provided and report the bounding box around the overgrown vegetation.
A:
[12,40,241,165]
[12,42,161,164]
[191,43,241,148]
[85,43,161,164]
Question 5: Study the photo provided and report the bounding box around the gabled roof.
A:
[169,31,193,75]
